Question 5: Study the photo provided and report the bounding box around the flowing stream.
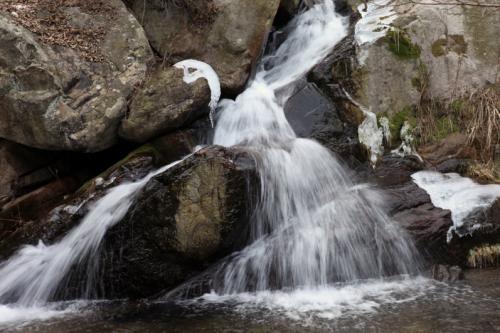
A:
[209,0,419,294]
[0,0,446,322]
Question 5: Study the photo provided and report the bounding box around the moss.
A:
[431,38,447,57]
[411,77,421,89]
[377,106,417,142]
[431,35,467,57]
[434,116,460,141]
[385,29,421,60]
[449,34,467,55]
[450,99,465,113]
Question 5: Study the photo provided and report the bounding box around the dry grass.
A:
[467,244,500,268]
[464,86,500,162]
[0,0,116,62]
[415,80,499,180]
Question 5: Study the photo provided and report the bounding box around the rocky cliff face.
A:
[0,0,153,152]
[124,0,280,95]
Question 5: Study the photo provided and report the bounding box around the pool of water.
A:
[2,269,499,333]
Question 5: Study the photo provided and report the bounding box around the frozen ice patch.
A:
[174,60,221,128]
[412,171,500,242]
[355,0,397,64]
[355,0,397,46]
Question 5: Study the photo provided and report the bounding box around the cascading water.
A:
[209,0,420,294]
[0,0,423,327]
[0,159,182,308]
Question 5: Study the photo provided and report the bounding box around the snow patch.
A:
[412,171,500,242]
[174,60,221,128]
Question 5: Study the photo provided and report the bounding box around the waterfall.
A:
[210,0,420,294]
[0,159,182,307]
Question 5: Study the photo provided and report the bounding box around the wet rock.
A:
[125,0,280,94]
[432,264,464,283]
[364,155,455,263]
[0,1,153,151]
[284,79,363,165]
[120,67,210,143]
[279,0,301,17]
[98,146,257,298]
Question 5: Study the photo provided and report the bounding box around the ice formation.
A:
[174,60,221,128]
[412,171,500,242]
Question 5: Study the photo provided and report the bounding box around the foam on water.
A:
[412,171,500,242]
[184,277,433,323]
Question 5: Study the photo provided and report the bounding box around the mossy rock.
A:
[431,35,467,57]
[385,29,421,60]
[431,38,447,57]
[378,106,417,143]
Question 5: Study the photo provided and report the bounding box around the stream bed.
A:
[2,269,499,333]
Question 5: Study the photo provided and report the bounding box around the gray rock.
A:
[432,264,464,283]
[0,1,153,152]
[125,0,280,94]
[120,67,210,143]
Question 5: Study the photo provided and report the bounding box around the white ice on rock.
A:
[391,121,422,161]
[344,90,389,165]
[355,0,396,45]
[412,171,500,242]
[174,60,221,128]
[354,0,397,64]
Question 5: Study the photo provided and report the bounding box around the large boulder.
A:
[99,146,257,298]
[0,144,257,300]
[349,1,498,117]
[312,1,498,177]
[125,0,280,94]
[0,1,153,151]
[119,66,211,142]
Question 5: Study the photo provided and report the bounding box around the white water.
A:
[412,171,500,242]
[188,276,432,322]
[209,0,420,294]
[0,0,425,326]
[0,159,183,317]
[174,60,221,127]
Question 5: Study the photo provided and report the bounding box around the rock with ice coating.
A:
[412,171,500,242]
[120,66,211,142]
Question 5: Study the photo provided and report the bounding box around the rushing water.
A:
[2,1,496,331]
[207,0,419,294]
[0,159,183,310]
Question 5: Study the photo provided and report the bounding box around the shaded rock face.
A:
[0,143,257,300]
[284,79,363,165]
[0,1,153,152]
[363,155,455,264]
[0,139,60,206]
[125,0,280,94]
[94,146,257,299]
[120,67,211,143]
